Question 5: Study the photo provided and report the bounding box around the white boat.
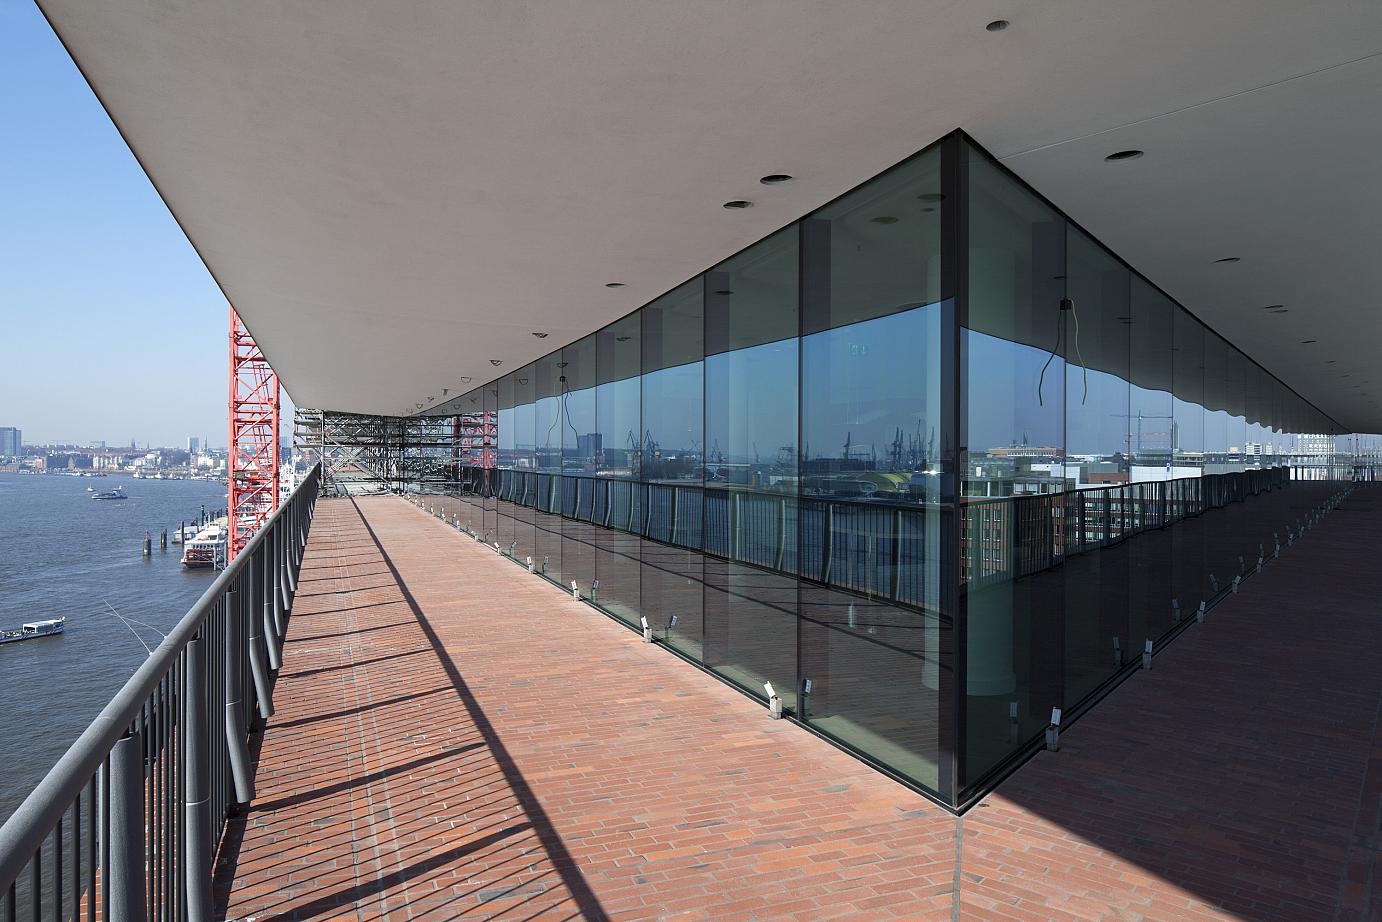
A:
[0,618,66,645]
[92,486,128,500]
[182,522,227,569]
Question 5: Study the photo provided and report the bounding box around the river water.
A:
[0,472,227,825]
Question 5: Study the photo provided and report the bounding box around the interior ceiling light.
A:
[517,377,528,385]
[759,174,793,185]
[441,388,448,396]
[714,289,734,296]
[1105,149,1144,162]
[489,359,503,366]
[1214,257,1241,264]
[870,216,900,225]
[723,200,753,209]
[533,332,549,338]
[1301,339,1317,344]
[1262,304,1285,310]
[985,19,1009,31]
[616,336,632,343]
[605,282,625,288]
[459,376,472,383]
[415,403,423,409]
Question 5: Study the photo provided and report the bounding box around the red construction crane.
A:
[228,306,280,559]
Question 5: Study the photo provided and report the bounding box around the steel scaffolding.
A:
[294,410,463,496]
[228,307,280,558]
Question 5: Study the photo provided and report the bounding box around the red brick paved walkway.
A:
[215,497,955,921]
[216,491,1382,920]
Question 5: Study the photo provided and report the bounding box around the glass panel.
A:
[561,335,597,594]
[534,352,564,583]
[641,282,705,658]
[495,373,516,556]
[1170,308,1206,617]
[512,365,536,567]
[962,144,1067,791]
[595,314,641,625]
[482,382,497,540]
[1061,227,1130,704]
[1127,279,1175,646]
[703,228,799,705]
[797,144,944,789]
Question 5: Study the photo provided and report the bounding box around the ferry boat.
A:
[0,618,66,645]
[91,486,128,500]
[182,522,227,569]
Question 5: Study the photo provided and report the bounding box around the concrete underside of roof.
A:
[34,0,1382,429]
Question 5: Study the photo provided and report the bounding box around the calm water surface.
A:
[0,472,227,825]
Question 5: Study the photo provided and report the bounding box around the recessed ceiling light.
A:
[870,216,900,225]
[415,403,423,409]
[459,376,472,383]
[489,359,503,366]
[428,395,435,402]
[985,19,1009,31]
[759,174,793,185]
[616,336,632,343]
[1301,340,1317,344]
[1214,257,1241,264]
[723,200,753,209]
[605,282,625,288]
[532,332,549,338]
[1105,149,1144,162]
[1262,304,1284,310]
[714,289,733,296]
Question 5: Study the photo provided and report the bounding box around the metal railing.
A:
[428,465,1294,616]
[0,464,321,922]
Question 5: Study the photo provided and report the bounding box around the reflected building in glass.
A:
[421,131,1349,809]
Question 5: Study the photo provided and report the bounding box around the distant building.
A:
[0,427,20,457]
[188,436,200,454]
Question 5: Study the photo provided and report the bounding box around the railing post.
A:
[262,545,283,672]
[275,523,291,624]
[183,637,212,920]
[108,730,146,922]
[246,553,276,715]
[223,589,255,803]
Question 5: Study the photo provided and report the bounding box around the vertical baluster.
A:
[28,847,38,922]
[109,729,145,920]
[87,775,96,922]
[53,808,62,922]
[72,791,80,921]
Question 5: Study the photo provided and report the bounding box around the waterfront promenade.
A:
[214,493,1382,920]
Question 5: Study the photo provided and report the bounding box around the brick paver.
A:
[216,489,1382,920]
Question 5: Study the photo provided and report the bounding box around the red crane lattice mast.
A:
[228,306,280,559]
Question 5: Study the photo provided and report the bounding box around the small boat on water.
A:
[92,486,128,501]
[0,618,66,645]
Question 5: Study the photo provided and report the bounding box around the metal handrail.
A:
[0,463,321,918]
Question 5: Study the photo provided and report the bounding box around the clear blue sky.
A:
[0,2,230,449]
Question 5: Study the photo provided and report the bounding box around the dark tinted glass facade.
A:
[418,131,1351,808]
